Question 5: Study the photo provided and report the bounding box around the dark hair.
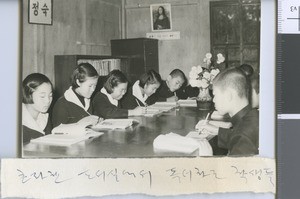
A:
[22,73,53,104]
[138,70,162,88]
[71,63,99,89]
[158,6,167,17]
[104,70,128,94]
[213,67,250,99]
[239,64,254,77]
[169,69,186,83]
[251,73,259,94]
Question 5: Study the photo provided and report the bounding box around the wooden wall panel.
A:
[22,0,122,85]
[125,0,212,79]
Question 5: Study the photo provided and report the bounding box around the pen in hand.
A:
[135,99,146,114]
[204,112,210,124]
[135,99,142,107]
[174,92,179,107]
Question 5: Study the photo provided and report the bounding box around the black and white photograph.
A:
[150,3,172,31]
[21,0,261,158]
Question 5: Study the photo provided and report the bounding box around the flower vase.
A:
[196,87,213,110]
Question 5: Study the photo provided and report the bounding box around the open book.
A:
[192,119,232,140]
[186,130,215,141]
[147,101,177,112]
[153,132,212,156]
[92,119,137,129]
[144,108,163,117]
[30,123,103,146]
[210,110,227,120]
[177,99,197,107]
[195,120,232,130]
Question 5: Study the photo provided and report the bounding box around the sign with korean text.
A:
[28,0,52,25]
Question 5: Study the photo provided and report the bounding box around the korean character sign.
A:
[28,0,52,25]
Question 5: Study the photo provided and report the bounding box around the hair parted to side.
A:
[104,70,128,94]
[71,63,99,89]
[138,70,162,88]
[22,73,53,104]
[169,69,186,82]
[213,67,250,99]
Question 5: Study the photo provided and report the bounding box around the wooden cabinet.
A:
[54,55,130,99]
[210,0,260,72]
[111,38,159,83]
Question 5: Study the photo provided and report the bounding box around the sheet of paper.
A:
[1,157,275,198]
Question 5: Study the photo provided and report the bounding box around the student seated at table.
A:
[120,70,162,109]
[250,73,259,109]
[52,63,100,128]
[176,83,200,99]
[147,69,187,104]
[92,70,146,118]
[22,73,53,144]
[196,68,259,155]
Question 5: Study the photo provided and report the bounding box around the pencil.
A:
[135,99,142,107]
[204,112,210,124]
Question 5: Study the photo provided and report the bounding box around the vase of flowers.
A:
[189,53,225,110]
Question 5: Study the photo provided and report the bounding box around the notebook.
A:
[147,102,177,112]
[210,110,226,120]
[177,99,197,107]
[144,108,163,117]
[153,132,213,156]
[153,133,199,154]
[195,120,232,129]
[186,130,216,141]
[30,130,103,146]
[92,119,137,129]
[51,123,88,135]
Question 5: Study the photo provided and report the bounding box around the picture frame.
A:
[150,3,172,31]
[28,0,53,25]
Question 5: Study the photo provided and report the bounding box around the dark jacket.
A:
[92,92,128,119]
[218,105,259,155]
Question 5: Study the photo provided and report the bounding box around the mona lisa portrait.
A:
[150,4,172,31]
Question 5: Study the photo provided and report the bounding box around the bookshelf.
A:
[111,38,159,83]
[54,55,130,98]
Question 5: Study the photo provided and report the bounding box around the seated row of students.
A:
[22,63,259,156]
[22,63,190,144]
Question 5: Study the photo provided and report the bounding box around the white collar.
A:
[64,87,90,112]
[101,87,118,106]
[22,103,48,135]
[132,81,148,105]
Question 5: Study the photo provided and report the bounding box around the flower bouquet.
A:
[189,53,225,109]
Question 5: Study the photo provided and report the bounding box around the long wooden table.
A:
[23,107,221,158]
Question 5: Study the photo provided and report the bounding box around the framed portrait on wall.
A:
[150,3,172,31]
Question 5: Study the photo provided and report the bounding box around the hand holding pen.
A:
[174,92,179,107]
[134,99,146,115]
[195,112,219,135]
